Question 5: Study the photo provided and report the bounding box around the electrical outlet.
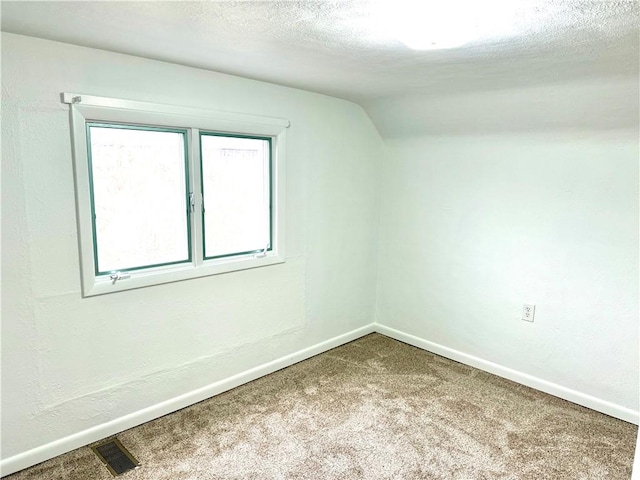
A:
[522,304,535,322]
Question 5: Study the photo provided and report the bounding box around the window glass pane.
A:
[88,125,189,273]
[200,134,270,258]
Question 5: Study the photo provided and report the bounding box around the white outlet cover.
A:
[522,303,535,322]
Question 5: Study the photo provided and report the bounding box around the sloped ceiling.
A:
[2,1,638,136]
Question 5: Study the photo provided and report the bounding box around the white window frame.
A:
[63,93,287,297]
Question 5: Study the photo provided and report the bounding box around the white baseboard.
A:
[0,324,376,477]
[375,324,639,425]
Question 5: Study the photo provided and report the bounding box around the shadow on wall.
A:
[364,76,639,138]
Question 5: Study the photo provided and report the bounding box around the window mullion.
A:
[190,128,204,267]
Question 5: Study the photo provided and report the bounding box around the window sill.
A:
[83,253,285,297]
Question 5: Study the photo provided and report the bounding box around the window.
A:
[88,124,191,274]
[200,133,271,259]
[64,93,287,296]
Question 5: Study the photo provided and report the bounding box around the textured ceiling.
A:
[1,1,638,104]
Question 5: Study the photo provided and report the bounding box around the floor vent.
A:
[92,438,139,476]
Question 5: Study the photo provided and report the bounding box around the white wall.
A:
[1,33,382,461]
[374,81,639,414]
[364,76,638,138]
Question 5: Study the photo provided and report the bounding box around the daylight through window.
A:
[65,93,287,296]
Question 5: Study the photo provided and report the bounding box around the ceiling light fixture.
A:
[376,0,518,51]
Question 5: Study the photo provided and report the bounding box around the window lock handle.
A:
[110,271,131,284]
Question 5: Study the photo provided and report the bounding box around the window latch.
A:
[110,271,131,284]
[254,245,269,258]
[189,192,195,213]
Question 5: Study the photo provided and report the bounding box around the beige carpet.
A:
[4,334,637,479]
